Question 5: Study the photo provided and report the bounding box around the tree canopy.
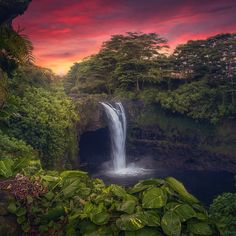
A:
[65,32,170,94]
[65,32,236,123]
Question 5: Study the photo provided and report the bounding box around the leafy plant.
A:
[0,27,33,63]
[0,130,36,159]
[5,87,79,169]
[0,131,39,178]
[210,192,236,235]
[1,170,219,235]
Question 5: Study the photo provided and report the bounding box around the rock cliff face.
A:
[0,0,31,26]
[127,102,236,172]
[74,94,108,134]
[77,97,236,172]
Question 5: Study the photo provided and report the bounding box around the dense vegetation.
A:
[210,192,236,235]
[0,163,220,235]
[0,27,79,169]
[65,32,236,124]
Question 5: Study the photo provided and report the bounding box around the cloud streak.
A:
[13,0,236,74]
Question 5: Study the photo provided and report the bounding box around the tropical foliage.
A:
[0,130,36,160]
[0,26,33,75]
[0,25,79,170]
[0,165,219,235]
[65,32,170,94]
[1,87,79,169]
[210,192,236,236]
[65,32,236,124]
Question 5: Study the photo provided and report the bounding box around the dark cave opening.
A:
[79,127,111,169]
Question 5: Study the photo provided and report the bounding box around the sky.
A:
[14,0,236,75]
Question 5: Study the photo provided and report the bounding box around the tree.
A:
[102,32,168,60]
[172,33,236,82]
[64,62,80,94]
[9,64,52,96]
[69,54,116,94]
[76,51,117,94]
[0,27,33,75]
[102,32,169,91]
[172,39,209,80]
[65,32,170,94]
[172,33,236,117]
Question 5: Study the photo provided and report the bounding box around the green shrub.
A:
[155,80,234,124]
[4,171,219,235]
[114,89,137,100]
[5,88,79,169]
[0,131,41,178]
[210,193,236,235]
[0,130,36,159]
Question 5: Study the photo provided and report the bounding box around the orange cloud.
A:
[14,0,236,75]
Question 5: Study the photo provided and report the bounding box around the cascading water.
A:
[100,102,127,171]
[100,101,149,176]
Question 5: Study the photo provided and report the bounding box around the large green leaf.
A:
[166,203,196,222]
[165,202,181,211]
[60,170,88,178]
[0,158,14,177]
[90,211,110,225]
[110,184,127,198]
[165,177,199,203]
[174,204,196,222]
[12,157,29,172]
[81,202,94,218]
[43,205,65,221]
[43,191,55,201]
[187,221,213,235]
[41,175,60,182]
[117,199,136,214]
[116,213,147,231]
[90,204,110,225]
[141,179,165,186]
[62,179,81,198]
[142,188,167,209]
[129,179,164,194]
[144,210,160,227]
[79,220,98,234]
[79,186,91,197]
[161,210,181,236]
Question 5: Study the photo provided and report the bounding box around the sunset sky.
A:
[14,0,236,75]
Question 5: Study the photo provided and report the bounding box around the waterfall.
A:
[100,102,127,171]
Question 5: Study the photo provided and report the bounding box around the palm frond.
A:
[0,26,34,64]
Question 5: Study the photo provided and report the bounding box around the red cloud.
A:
[13,0,236,75]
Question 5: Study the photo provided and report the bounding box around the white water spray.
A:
[100,102,127,171]
[100,101,151,176]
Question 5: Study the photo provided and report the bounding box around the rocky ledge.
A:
[75,95,236,173]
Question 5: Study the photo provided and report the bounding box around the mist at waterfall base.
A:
[80,102,235,205]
